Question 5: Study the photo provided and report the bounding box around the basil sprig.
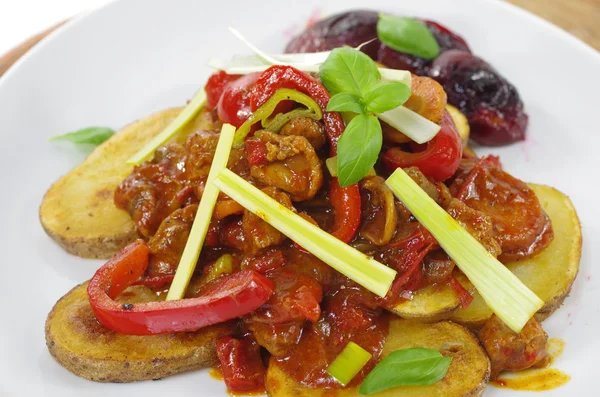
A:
[320,47,411,186]
[359,347,452,395]
[49,127,115,146]
[377,14,440,59]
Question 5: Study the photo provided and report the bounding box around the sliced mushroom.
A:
[359,176,398,246]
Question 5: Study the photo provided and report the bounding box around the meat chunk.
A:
[405,167,452,208]
[359,176,397,246]
[250,130,323,201]
[478,315,550,379]
[114,143,189,238]
[184,130,219,182]
[446,198,502,258]
[280,117,326,151]
[450,159,553,261]
[246,321,303,357]
[242,187,293,252]
[146,204,197,277]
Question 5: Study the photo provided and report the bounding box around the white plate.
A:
[0,0,598,396]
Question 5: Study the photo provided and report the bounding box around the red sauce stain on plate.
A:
[491,338,570,391]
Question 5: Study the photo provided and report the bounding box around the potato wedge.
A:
[390,284,459,322]
[447,104,470,145]
[40,107,216,259]
[451,184,581,329]
[45,282,235,382]
[266,318,490,397]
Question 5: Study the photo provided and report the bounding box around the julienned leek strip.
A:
[385,168,544,332]
[127,89,207,165]
[213,169,397,297]
[166,123,236,301]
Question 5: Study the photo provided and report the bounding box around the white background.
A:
[0,0,110,56]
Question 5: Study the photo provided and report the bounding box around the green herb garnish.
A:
[377,15,440,59]
[49,127,115,146]
[359,348,451,395]
[319,48,411,186]
[337,114,382,186]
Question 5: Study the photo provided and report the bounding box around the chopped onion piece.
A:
[213,169,396,297]
[385,168,544,333]
[166,123,236,300]
[377,106,441,144]
[326,342,372,386]
[127,89,206,165]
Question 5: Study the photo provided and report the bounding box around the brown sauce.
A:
[492,338,569,391]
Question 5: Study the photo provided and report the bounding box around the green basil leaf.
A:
[49,127,115,146]
[320,47,381,97]
[337,114,382,187]
[359,348,452,395]
[327,92,366,114]
[363,81,412,113]
[377,15,440,60]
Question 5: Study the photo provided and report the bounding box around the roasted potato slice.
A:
[40,107,216,259]
[45,282,235,382]
[390,284,459,322]
[451,184,581,329]
[446,104,470,145]
[266,318,490,397]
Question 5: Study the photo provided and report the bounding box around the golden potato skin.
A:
[39,107,217,259]
[45,282,235,382]
[266,318,490,397]
[451,184,581,329]
[390,284,459,323]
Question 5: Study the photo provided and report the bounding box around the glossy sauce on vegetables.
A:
[114,67,555,392]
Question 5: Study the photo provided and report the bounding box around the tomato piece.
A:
[216,335,266,394]
[204,71,241,109]
[383,111,463,182]
[217,72,261,127]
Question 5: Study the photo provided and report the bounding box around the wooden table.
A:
[507,0,600,50]
[1,1,599,77]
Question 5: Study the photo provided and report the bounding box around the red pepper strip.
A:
[249,65,345,155]
[448,275,474,309]
[382,243,432,307]
[329,178,361,243]
[87,240,274,335]
[383,111,463,182]
[251,65,361,243]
